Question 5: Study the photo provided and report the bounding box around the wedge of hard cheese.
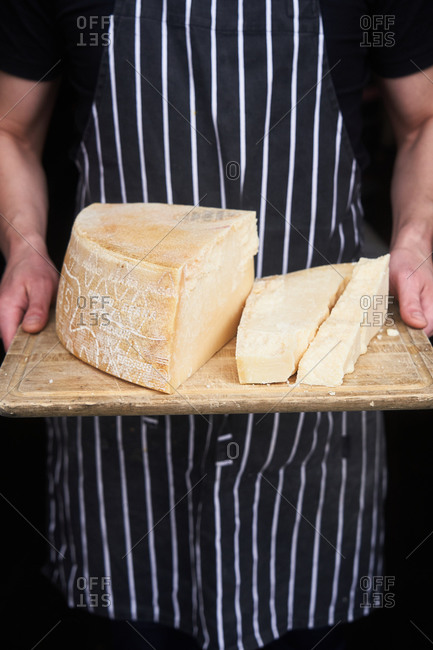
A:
[56,203,258,393]
[235,263,354,384]
[297,254,390,386]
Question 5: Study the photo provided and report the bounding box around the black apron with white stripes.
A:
[45,2,386,648]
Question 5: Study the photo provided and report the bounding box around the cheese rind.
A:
[297,254,390,386]
[56,203,258,393]
[235,264,354,384]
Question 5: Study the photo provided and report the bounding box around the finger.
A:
[0,302,26,351]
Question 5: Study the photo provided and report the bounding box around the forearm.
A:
[0,129,50,261]
[385,114,433,335]
[390,115,433,254]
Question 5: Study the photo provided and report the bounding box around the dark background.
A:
[1,81,433,649]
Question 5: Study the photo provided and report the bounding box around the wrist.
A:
[0,205,48,261]
[3,232,48,263]
[390,217,433,254]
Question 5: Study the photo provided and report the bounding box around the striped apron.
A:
[45,1,386,648]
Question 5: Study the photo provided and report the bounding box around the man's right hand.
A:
[0,71,61,352]
[0,240,59,351]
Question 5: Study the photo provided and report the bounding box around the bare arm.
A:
[379,66,433,336]
[0,70,59,350]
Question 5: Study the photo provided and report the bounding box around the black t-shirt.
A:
[1,0,433,168]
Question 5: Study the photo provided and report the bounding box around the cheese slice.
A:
[56,203,259,393]
[235,263,354,384]
[297,254,390,386]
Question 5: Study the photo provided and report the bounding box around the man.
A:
[1,2,433,649]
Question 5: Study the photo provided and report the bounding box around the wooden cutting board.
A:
[1,302,433,418]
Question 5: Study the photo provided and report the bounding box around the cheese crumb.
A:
[49,379,53,384]
[329,391,336,395]
[386,328,398,337]
[370,401,375,407]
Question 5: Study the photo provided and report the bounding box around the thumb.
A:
[393,271,428,329]
[21,281,53,334]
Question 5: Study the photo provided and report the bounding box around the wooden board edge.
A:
[2,389,433,418]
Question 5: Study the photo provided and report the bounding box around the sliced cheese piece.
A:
[297,254,390,386]
[56,202,258,393]
[235,263,354,384]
